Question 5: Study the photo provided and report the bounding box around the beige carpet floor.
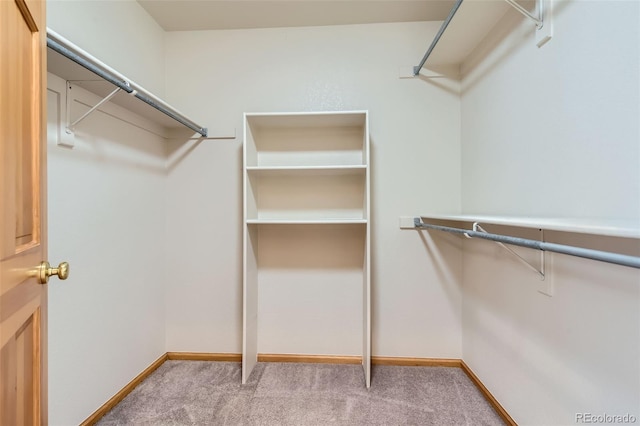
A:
[96,361,505,425]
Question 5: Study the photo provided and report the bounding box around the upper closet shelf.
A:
[413,0,550,74]
[46,28,208,138]
[418,214,640,239]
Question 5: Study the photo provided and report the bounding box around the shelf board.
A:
[425,0,510,67]
[246,165,366,176]
[247,219,367,225]
[47,44,207,137]
[245,111,367,129]
[419,214,640,239]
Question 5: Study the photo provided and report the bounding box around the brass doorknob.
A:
[37,261,70,284]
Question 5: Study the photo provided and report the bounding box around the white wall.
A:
[47,2,168,424]
[164,22,464,358]
[461,0,639,221]
[460,2,640,424]
[47,74,168,425]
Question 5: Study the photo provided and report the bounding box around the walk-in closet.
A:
[1,0,637,424]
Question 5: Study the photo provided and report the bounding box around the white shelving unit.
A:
[242,111,371,387]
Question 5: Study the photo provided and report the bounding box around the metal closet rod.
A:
[414,219,640,270]
[413,0,464,76]
[46,29,208,137]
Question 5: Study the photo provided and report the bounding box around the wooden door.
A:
[0,0,48,424]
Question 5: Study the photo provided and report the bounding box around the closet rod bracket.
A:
[473,222,545,280]
[413,218,640,270]
[65,82,125,134]
[504,0,543,29]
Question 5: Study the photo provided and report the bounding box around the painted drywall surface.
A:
[47,0,166,97]
[47,74,167,425]
[461,1,639,221]
[46,3,167,421]
[164,22,463,357]
[460,2,640,424]
[462,234,639,425]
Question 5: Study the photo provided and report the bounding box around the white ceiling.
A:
[137,0,455,31]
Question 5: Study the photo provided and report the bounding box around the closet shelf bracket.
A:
[470,222,545,279]
[504,0,543,28]
[65,83,123,134]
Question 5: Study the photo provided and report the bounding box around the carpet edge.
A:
[80,352,168,426]
[460,360,517,426]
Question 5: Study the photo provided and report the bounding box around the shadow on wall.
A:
[164,138,204,173]
[48,79,186,177]
[416,226,463,308]
[415,65,461,96]
[49,119,168,177]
